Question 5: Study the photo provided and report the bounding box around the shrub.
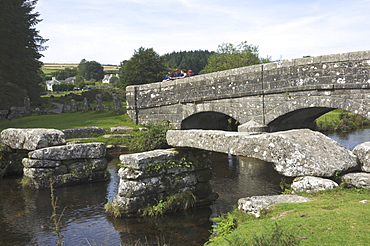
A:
[126,121,173,152]
[139,190,196,217]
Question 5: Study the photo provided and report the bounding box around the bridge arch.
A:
[266,95,370,132]
[181,111,239,131]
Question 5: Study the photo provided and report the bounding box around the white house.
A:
[45,77,61,91]
[102,74,119,84]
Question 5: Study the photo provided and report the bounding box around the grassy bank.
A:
[0,110,171,152]
[207,187,370,246]
[0,110,133,131]
[316,109,370,132]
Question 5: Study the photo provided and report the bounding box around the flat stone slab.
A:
[62,127,106,137]
[0,128,65,150]
[28,142,106,160]
[291,176,338,193]
[22,158,61,168]
[341,172,370,189]
[102,134,135,138]
[167,129,358,177]
[110,126,136,133]
[238,195,311,217]
[119,149,176,170]
[353,142,370,172]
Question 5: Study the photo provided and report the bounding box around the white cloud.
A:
[35,0,370,64]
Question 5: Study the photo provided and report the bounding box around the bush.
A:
[139,190,196,217]
[126,121,173,152]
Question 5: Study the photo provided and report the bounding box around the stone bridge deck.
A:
[126,50,370,131]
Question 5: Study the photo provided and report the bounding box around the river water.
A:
[1,129,369,245]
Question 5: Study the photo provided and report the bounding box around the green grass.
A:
[316,109,370,131]
[0,110,134,131]
[207,187,370,246]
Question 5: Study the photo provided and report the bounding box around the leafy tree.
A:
[163,50,215,75]
[0,0,47,108]
[200,41,271,74]
[75,76,85,89]
[118,47,166,89]
[77,60,104,81]
[109,76,119,85]
[52,83,74,92]
[53,67,78,80]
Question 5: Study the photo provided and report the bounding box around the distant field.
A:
[42,63,120,72]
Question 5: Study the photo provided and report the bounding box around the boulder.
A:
[0,128,65,150]
[62,127,106,137]
[291,176,338,193]
[341,172,370,189]
[353,142,370,172]
[28,142,106,160]
[110,126,136,133]
[238,195,311,217]
[167,129,358,177]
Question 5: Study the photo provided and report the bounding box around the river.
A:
[0,129,369,245]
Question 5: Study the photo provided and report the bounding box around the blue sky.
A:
[35,0,370,65]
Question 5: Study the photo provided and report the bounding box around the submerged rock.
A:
[167,129,358,177]
[291,176,338,193]
[238,195,311,217]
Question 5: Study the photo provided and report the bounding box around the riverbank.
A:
[207,187,370,246]
[316,109,370,132]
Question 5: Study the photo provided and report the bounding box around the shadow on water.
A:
[0,152,292,245]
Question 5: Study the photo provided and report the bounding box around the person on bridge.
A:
[177,69,188,79]
[162,72,173,81]
[172,69,181,79]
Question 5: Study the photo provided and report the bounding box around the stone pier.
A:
[0,128,109,189]
[111,148,216,216]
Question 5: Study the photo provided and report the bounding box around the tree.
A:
[163,50,215,75]
[200,41,271,74]
[118,47,166,89]
[77,60,104,81]
[0,0,47,108]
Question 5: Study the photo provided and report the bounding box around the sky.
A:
[35,0,370,65]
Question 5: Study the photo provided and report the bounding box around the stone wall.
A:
[111,148,216,216]
[126,50,370,130]
[0,128,109,189]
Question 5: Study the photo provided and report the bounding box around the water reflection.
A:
[209,153,287,217]
[0,152,299,245]
[326,128,370,150]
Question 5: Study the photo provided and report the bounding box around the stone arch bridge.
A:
[126,50,370,132]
